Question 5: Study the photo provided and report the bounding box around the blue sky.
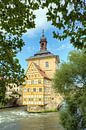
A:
[17,8,74,71]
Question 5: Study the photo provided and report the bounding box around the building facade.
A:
[6,83,21,98]
[22,31,62,112]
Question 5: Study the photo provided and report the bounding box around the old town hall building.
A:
[22,31,62,112]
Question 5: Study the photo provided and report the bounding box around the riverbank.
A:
[0,105,27,111]
[0,105,58,113]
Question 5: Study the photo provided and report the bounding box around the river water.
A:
[0,108,64,130]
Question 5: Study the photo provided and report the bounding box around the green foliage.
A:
[54,50,86,130]
[0,0,39,35]
[44,109,57,113]
[0,80,6,104]
[0,0,40,103]
[60,110,78,130]
[41,0,86,49]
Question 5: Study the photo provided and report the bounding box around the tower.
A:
[40,30,47,51]
[22,31,62,112]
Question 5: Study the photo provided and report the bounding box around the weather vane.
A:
[42,29,44,37]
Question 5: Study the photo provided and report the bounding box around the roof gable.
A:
[26,62,51,80]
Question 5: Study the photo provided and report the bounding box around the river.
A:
[0,108,64,130]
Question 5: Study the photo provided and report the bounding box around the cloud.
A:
[24,8,52,38]
[57,44,72,51]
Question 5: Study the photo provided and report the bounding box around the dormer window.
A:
[45,62,49,68]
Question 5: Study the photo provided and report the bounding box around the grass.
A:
[27,109,57,113]
[43,109,57,113]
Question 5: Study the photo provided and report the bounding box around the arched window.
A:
[41,43,44,48]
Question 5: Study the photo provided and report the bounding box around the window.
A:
[38,80,41,84]
[39,98,41,101]
[14,85,16,88]
[24,98,26,101]
[31,80,34,84]
[9,85,12,89]
[33,88,36,92]
[28,74,30,77]
[29,98,33,101]
[31,98,33,101]
[34,80,37,84]
[27,88,30,92]
[39,88,42,92]
[45,62,49,68]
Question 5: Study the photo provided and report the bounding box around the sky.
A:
[17,8,74,71]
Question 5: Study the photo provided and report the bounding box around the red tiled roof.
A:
[33,62,51,80]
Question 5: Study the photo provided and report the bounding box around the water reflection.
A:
[0,108,64,130]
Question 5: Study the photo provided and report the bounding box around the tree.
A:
[0,0,85,104]
[0,0,39,104]
[53,50,86,130]
[41,0,86,49]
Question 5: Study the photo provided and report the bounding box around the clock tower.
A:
[40,30,47,51]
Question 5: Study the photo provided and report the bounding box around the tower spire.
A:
[42,29,44,37]
[40,30,47,51]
